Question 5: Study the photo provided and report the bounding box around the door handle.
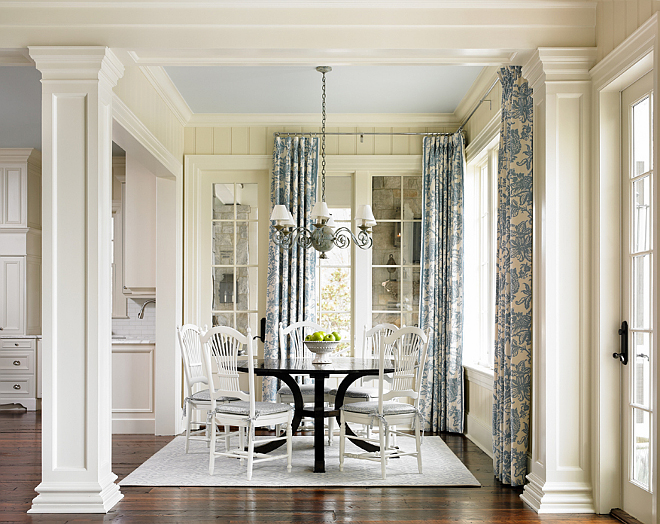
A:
[613,320,628,365]
[253,317,267,343]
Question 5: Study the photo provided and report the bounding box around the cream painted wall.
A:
[597,0,660,61]
[183,125,459,157]
[114,67,185,162]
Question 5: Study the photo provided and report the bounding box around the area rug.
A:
[120,435,480,487]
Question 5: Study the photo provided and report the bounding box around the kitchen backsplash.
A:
[112,298,156,340]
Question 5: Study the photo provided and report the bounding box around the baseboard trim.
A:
[29,474,123,514]
[112,418,156,434]
[521,472,595,514]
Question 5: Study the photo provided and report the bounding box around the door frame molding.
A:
[590,14,658,517]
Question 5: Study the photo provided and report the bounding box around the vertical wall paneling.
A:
[337,127,356,155]
[213,127,232,155]
[392,127,410,155]
[249,126,267,155]
[195,128,213,155]
[374,127,392,155]
[183,127,196,155]
[231,128,249,155]
[356,127,375,155]
[597,0,659,60]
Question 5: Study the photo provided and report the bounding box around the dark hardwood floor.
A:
[0,410,615,523]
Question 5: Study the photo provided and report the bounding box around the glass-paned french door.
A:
[621,71,655,524]
[200,171,269,348]
[371,174,422,329]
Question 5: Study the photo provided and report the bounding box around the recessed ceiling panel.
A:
[164,65,483,114]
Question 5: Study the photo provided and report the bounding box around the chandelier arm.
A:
[273,227,314,250]
[333,226,373,250]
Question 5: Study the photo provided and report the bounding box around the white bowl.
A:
[304,340,340,364]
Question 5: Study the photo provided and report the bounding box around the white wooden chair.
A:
[177,324,238,453]
[339,326,429,479]
[276,320,335,444]
[330,323,399,402]
[201,326,293,480]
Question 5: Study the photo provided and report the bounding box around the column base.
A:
[28,473,123,514]
[521,472,595,514]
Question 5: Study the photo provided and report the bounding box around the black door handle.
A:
[613,320,628,365]
[253,317,267,343]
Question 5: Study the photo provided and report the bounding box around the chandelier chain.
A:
[321,70,326,203]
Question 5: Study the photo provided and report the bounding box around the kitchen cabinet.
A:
[112,341,155,433]
[0,149,41,410]
[123,156,156,296]
[0,149,41,336]
[0,337,38,410]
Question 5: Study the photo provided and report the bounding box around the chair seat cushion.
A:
[277,384,332,396]
[214,401,293,417]
[187,389,240,403]
[329,386,377,400]
[342,401,417,416]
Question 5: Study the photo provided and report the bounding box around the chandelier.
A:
[269,66,376,259]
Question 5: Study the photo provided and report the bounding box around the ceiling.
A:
[164,65,483,114]
[0,64,483,150]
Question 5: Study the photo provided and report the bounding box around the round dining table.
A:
[236,357,393,473]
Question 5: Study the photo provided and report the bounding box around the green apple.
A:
[332,331,341,341]
[305,335,312,341]
[324,334,334,341]
[311,332,324,341]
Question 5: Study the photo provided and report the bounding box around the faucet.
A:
[138,299,156,319]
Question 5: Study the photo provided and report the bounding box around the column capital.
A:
[523,47,597,88]
[28,46,124,87]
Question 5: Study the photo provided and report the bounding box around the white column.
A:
[521,48,597,513]
[28,47,124,514]
[155,175,183,435]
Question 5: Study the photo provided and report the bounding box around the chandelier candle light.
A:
[270,66,376,259]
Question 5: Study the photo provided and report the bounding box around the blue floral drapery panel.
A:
[419,133,465,434]
[492,66,533,486]
[264,137,318,402]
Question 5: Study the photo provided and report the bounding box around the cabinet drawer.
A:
[1,339,35,350]
[0,351,34,373]
[0,375,34,397]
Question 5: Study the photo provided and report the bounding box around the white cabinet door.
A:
[0,257,25,335]
[0,165,26,227]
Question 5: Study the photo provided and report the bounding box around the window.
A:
[317,162,424,358]
[464,137,498,369]
[315,175,352,352]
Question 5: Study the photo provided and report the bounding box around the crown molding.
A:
[454,66,499,123]
[140,66,192,126]
[28,46,124,85]
[590,13,657,92]
[0,48,33,66]
[523,47,597,87]
[112,93,182,178]
[186,112,459,128]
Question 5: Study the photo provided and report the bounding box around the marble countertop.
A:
[0,334,42,339]
[111,338,155,345]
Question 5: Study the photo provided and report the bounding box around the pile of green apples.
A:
[305,331,341,342]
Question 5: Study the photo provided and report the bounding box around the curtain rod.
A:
[456,77,500,133]
[273,77,500,138]
[273,131,454,137]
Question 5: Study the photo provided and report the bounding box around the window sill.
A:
[463,363,494,391]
